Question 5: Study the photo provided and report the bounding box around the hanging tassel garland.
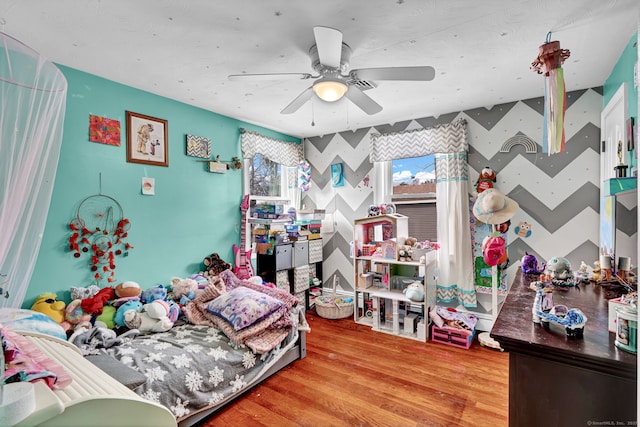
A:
[531,33,570,155]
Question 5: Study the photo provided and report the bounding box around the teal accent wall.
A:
[603,32,638,170]
[604,32,638,118]
[24,65,299,307]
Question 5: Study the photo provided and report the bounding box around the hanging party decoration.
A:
[68,194,133,284]
[531,32,571,155]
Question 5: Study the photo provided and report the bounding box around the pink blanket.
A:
[1,325,72,389]
[184,270,299,354]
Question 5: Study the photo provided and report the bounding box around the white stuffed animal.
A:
[128,300,173,333]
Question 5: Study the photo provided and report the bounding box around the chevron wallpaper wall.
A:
[302,87,637,315]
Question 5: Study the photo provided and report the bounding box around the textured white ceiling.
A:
[0,0,638,138]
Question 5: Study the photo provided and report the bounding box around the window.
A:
[391,154,437,242]
[248,153,282,197]
[242,154,299,252]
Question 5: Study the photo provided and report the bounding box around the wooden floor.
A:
[203,312,509,427]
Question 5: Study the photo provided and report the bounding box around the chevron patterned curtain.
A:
[240,129,303,167]
[369,118,468,161]
[369,119,475,307]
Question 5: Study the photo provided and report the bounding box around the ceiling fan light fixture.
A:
[312,78,348,102]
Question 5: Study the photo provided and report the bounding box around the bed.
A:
[3,270,308,427]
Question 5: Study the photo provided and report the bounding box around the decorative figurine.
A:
[530,281,587,337]
[614,140,628,178]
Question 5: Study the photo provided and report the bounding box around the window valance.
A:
[369,118,468,162]
[240,129,303,167]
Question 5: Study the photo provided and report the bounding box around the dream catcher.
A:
[68,194,133,284]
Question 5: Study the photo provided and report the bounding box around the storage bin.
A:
[294,265,310,293]
[431,325,475,349]
[275,244,293,271]
[308,239,323,263]
[293,241,309,267]
[276,270,289,292]
[295,291,307,311]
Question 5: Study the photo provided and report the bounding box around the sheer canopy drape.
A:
[0,32,67,307]
[370,119,475,307]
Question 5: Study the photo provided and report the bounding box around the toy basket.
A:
[315,276,354,319]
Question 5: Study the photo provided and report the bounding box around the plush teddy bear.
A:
[115,281,142,298]
[404,237,421,248]
[202,253,232,277]
[170,277,198,305]
[403,281,425,302]
[129,300,174,333]
[114,300,143,329]
[141,284,168,304]
[63,299,93,332]
[475,166,497,194]
[96,305,117,329]
[397,245,413,262]
[31,293,66,324]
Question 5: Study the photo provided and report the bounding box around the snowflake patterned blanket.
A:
[97,319,299,421]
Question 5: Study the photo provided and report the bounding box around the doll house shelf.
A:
[352,214,436,342]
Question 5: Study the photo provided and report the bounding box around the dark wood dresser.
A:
[491,269,637,426]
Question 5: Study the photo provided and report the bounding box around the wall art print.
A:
[186,134,211,158]
[89,114,121,146]
[126,111,169,167]
[331,163,344,187]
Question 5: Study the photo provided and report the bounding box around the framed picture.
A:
[186,134,211,158]
[126,111,169,167]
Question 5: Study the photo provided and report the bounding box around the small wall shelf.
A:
[604,177,637,196]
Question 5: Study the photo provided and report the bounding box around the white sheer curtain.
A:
[0,32,67,307]
[370,119,475,307]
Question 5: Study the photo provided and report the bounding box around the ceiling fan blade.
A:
[345,86,383,115]
[313,26,343,68]
[228,73,313,81]
[281,87,314,114]
[351,66,436,81]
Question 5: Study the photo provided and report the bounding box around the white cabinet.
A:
[352,215,436,342]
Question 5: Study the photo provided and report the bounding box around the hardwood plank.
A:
[200,312,509,426]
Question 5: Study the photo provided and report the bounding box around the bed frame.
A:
[13,328,307,427]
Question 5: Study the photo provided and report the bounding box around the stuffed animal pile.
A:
[29,253,238,342]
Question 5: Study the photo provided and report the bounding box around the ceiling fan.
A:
[228,26,435,115]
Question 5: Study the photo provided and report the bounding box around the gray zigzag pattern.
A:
[616,201,637,237]
[306,134,336,153]
[468,122,601,178]
[521,88,595,116]
[311,155,373,189]
[509,183,600,233]
[464,102,518,131]
[508,238,599,272]
[338,128,372,149]
[329,268,354,293]
[322,231,353,262]
[372,120,414,134]
[415,112,461,129]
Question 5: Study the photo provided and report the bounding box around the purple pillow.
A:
[206,287,284,331]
